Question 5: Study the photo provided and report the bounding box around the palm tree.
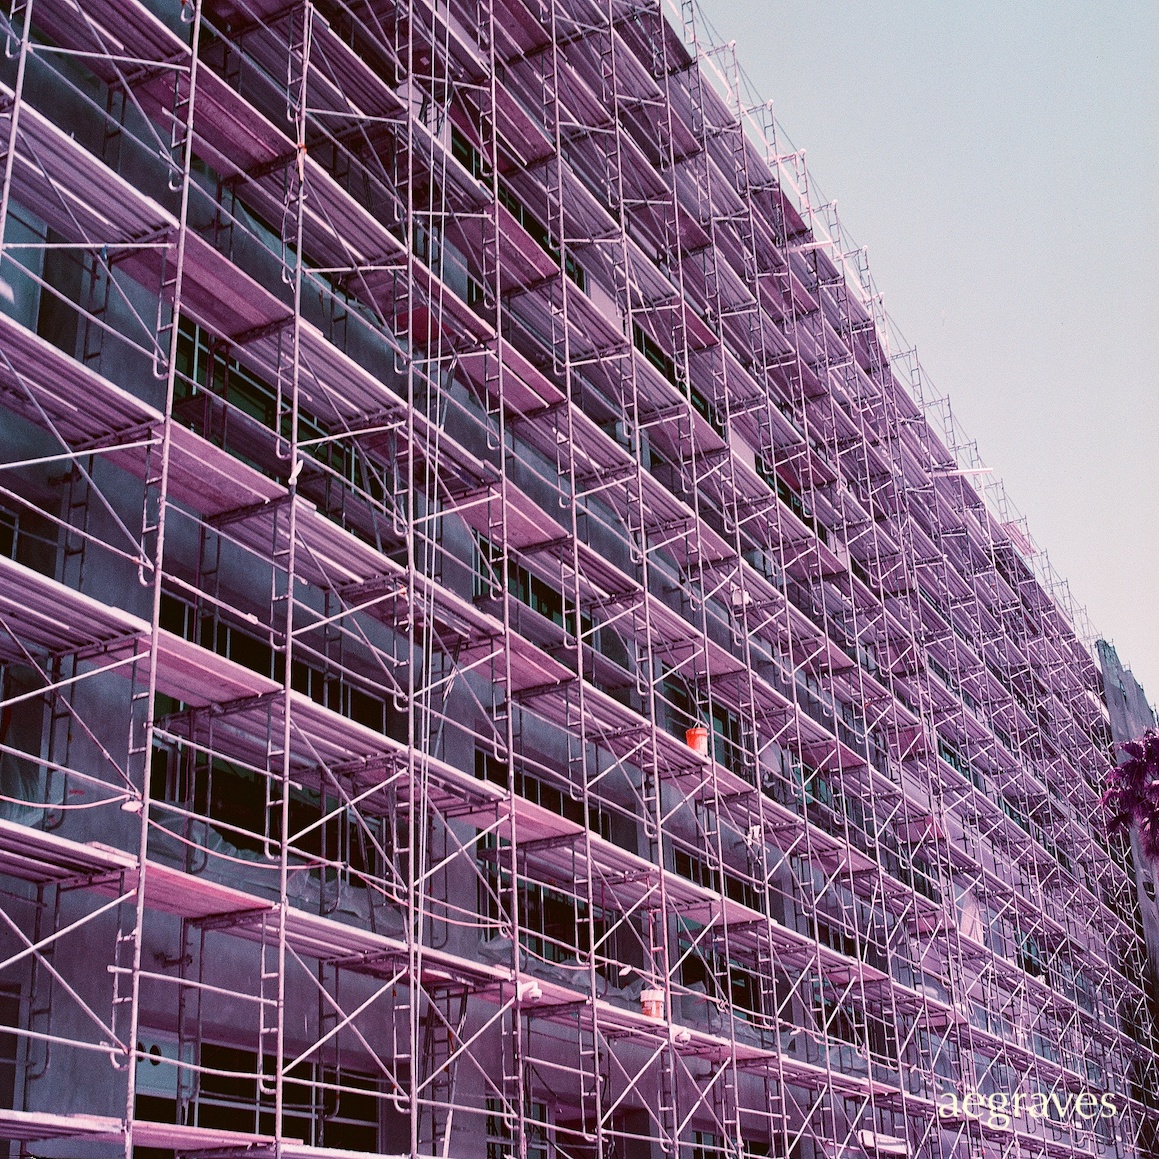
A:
[1104,729,1159,863]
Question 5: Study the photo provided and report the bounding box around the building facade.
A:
[0,0,1155,1158]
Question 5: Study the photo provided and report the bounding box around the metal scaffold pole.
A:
[122,7,203,1154]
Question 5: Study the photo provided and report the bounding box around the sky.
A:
[689,0,1159,706]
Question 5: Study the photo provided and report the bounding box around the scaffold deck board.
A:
[0,817,135,885]
[0,311,160,449]
[0,1108,121,1143]
[0,1107,414,1157]
[29,0,184,67]
[0,84,171,246]
[168,424,287,517]
[0,556,148,662]
[307,16,406,121]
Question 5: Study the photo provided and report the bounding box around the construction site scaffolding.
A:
[0,1,1154,1159]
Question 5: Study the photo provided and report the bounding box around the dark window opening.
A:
[0,986,18,1111]
[475,749,610,841]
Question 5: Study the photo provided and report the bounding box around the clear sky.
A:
[688,0,1159,706]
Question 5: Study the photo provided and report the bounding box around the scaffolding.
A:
[0,1,1155,1159]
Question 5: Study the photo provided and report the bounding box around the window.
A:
[810,980,865,1048]
[0,986,18,1110]
[1001,796,1031,835]
[174,319,400,532]
[475,537,595,643]
[477,832,612,967]
[685,1131,724,1159]
[937,736,984,791]
[754,458,829,546]
[1018,935,1044,978]
[487,1097,548,1159]
[0,500,57,577]
[632,322,682,388]
[195,1042,380,1149]
[151,744,385,881]
[451,126,586,292]
[676,933,762,1020]
[136,1034,379,1149]
[866,1010,898,1062]
[709,700,744,774]
[159,592,387,735]
[475,750,610,841]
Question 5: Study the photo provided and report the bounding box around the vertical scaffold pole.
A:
[0,0,34,254]
[122,4,202,1154]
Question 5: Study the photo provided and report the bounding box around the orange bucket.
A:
[640,988,665,1019]
[686,725,710,756]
